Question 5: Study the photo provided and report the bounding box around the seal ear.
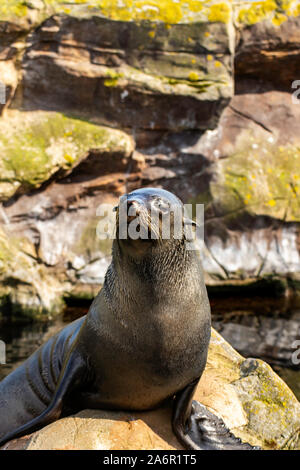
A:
[113,206,118,212]
[184,219,199,228]
[183,218,200,243]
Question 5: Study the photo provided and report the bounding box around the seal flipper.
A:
[172,379,260,450]
[0,352,86,448]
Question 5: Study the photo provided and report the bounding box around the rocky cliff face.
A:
[0,0,300,319]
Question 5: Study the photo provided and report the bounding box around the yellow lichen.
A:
[188,71,200,81]
[54,0,229,24]
[293,2,300,16]
[272,12,288,25]
[211,133,300,222]
[0,0,28,20]
[63,154,75,164]
[208,2,231,23]
[103,70,124,87]
[236,0,299,26]
[2,0,299,26]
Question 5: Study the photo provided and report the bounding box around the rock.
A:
[180,9,300,284]
[199,88,300,281]
[0,110,134,201]
[20,9,233,132]
[0,225,67,319]
[235,14,300,90]
[2,329,300,450]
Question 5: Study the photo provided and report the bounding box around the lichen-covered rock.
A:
[195,330,300,450]
[234,0,300,27]
[20,8,233,131]
[196,85,300,281]
[0,0,233,26]
[235,7,300,89]
[0,110,134,201]
[211,134,300,222]
[2,329,300,450]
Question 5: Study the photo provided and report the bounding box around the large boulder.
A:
[0,109,134,201]
[20,6,234,131]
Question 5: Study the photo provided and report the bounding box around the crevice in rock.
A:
[229,105,273,134]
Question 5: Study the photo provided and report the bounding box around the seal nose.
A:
[127,199,141,220]
[127,199,140,212]
[127,200,139,208]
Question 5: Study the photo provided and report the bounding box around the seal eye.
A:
[153,198,170,214]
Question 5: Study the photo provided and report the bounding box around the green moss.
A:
[99,60,227,99]
[166,75,213,92]
[64,288,97,302]
[187,190,213,209]
[0,110,132,200]
[211,134,300,222]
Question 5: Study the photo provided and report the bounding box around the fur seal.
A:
[0,188,256,449]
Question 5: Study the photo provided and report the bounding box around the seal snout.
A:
[123,197,149,224]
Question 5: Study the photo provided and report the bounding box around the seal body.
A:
[75,238,210,412]
[0,188,254,450]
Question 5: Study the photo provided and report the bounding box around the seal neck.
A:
[104,239,199,314]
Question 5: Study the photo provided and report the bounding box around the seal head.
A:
[115,187,195,258]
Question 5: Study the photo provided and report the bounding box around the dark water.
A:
[211,295,300,399]
[0,300,299,400]
[0,307,87,382]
